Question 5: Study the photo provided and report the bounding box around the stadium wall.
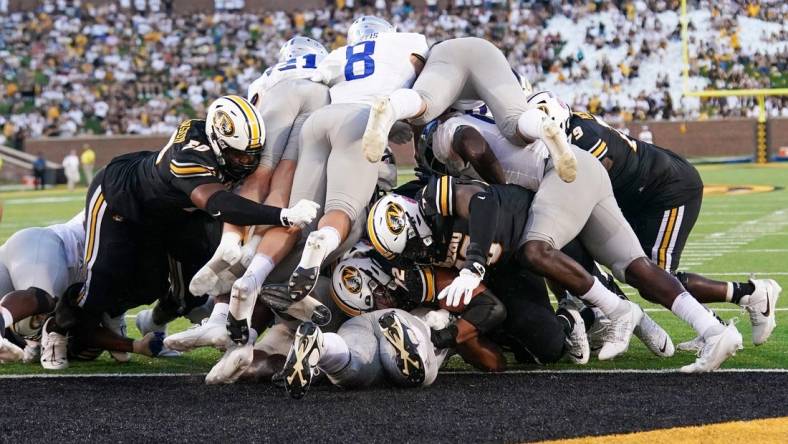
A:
[18,119,788,172]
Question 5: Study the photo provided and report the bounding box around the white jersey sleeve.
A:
[324,33,429,105]
[47,210,86,272]
[434,113,548,191]
[247,54,322,106]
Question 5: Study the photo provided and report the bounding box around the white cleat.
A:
[634,311,675,357]
[362,97,397,163]
[205,340,254,385]
[163,319,230,352]
[541,120,577,183]
[680,323,742,373]
[562,307,590,365]
[587,308,609,358]
[22,341,40,364]
[598,301,643,361]
[741,278,781,345]
[40,318,68,370]
[677,335,705,353]
[0,337,25,363]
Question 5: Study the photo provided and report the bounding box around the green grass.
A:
[1,163,787,374]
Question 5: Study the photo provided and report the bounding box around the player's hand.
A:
[437,268,482,307]
[280,200,320,227]
[189,231,242,296]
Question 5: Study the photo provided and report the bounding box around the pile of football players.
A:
[0,16,781,398]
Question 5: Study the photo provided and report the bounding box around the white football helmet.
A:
[278,36,328,62]
[205,95,266,181]
[347,16,395,45]
[331,256,398,316]
[526,90,571,135]
[367,194,434,262]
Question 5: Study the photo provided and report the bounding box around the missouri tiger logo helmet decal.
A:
[213,110,235,137]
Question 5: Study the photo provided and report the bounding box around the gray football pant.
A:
[259,79,330,169]
[289,102,379,224]
[411,37,529,145]
[325,309,439,389]
[0,228,72,298]
[525,147,646,281]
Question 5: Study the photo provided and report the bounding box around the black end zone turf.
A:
[1,373,785,442]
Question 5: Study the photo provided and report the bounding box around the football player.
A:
[285,16,430,306]
[533,91,780,348]
[42,96,320,370]
[360,36,577,182]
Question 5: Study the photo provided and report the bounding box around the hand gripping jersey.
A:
[319,33,429,105]
[432,112,548,191]
[415,176,534,269]
[568,112,702,213]
[100,119,234,224]
[247,54,322,105]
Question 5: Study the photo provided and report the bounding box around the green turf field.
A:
[0,163,786,374]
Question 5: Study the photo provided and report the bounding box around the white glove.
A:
[280,200,320,227]
[189,231,242,296]
[437,268,482,307]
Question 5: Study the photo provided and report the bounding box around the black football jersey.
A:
[416,175,533,269]
[101,119,231,224]
[568,112,702,213]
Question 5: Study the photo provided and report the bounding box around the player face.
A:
[222,148,261,180]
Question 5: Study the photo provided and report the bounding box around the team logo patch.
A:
[385,202,406,235]
[213,110,235,137]
[342,266,362,294]
[703,184,780,196]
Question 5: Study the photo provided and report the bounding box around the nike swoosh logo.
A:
[590,345,603,351]
[211,210,222,217]
[659,338,668,353]
[761,294,771,317]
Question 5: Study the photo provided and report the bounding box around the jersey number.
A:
[344,41,376,80]
[595,116,638,152]
[278,54,318,71]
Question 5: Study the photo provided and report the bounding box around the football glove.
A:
[437,268,482,307]
[280,200,320,227]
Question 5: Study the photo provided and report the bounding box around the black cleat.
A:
[288,266,320,301]
[282,322,323,399]
[378,311,425,387]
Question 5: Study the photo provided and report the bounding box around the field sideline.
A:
[0,163,786,375]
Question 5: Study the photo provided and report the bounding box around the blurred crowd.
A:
[0,0,785,146]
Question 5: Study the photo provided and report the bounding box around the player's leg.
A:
[377,309,441,387]
[290,104,378,300]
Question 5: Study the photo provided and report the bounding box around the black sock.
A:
[556,308,575,336]
[580,307,596,332]
[731,282,755,304]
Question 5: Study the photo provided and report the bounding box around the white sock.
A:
[517,107,547,141]
[0,306,13,329]
[244,253,275,284]
[298,226,341,270]
[389,88,424,120]
[208,302,229,325]
[725,282,734,302]
[319,332,351,375]
[577,277,624,317]
[671,292,723,337]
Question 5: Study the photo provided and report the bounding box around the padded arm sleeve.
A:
[464,189,499,272]
[205,190,283,226]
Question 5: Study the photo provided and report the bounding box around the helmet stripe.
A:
[367,200,395,260]
[226,95,262,146]
[329,284,363,317]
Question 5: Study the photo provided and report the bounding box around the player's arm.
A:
[189,182,315,227]
[452,125,506,184]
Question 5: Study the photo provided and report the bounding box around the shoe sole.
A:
[542,122,577,183]
[284,323,319,399]
[164,328,229,352]
[362,98,390,163]
[289,266,320,302]
[206,346,253,385]
[378,312,425,387]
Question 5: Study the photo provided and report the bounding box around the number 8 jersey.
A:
[320,33,429,105]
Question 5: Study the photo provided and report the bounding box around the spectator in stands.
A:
[62,149,80,191]
[80,144,96,185]
[639,125,654,144]
[32,153,46,191]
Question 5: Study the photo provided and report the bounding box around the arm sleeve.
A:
[464,189,499,271]
[204,190,284,226]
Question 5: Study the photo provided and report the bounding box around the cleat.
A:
[541,120,577,183]
[558,299,589,364]
[741,278,781,345]
[0,337,25,363]
[289,266,319,302]
[283,322,324,399]
[362,97,396,163]
[378,311,425,387]
[598,301,642,361]
[634,311,674,357]
[40,318,68,370]
[680,323,742,373]
[677,335,705,353]
[259,285,333,326]
[587,308,609,357]
[163,319,230,352]
[189,265,222,297]
[206,339,255,385]
[22,342,40,364]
